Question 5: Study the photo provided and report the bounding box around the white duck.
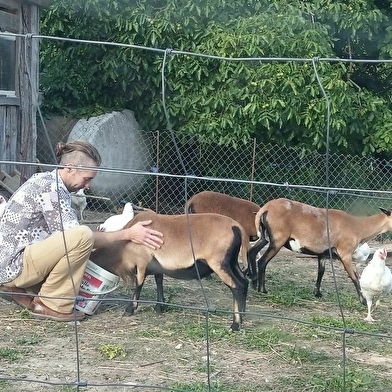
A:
[71,189,88,221]
[0,195,8,218]
[97,202,134,232]
[359,248,392,322]
[352,242,370,264]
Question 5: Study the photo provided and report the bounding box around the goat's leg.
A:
[213,263,248,332]
[224,267,249,331]
[231,262,249,324]
[248,238,268,287]
[339,255,365,305]
[209,230,249,331]
[124,283,144,315]
[314,256,326,297]
[230,244,250,328]
[154,273,167,314]
[233,259,250,289]
[257,246,280,293]
[228,283,248,331]
[230,239,250,290]
[125,270,147,315]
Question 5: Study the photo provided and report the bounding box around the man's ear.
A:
[66,163,75,172]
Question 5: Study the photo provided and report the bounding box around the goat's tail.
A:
[185,201,195,214]
[255,208,269,240]
[247,209,269,281]
[239,224,250,273]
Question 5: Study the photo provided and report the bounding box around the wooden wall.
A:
[0,0,49,183]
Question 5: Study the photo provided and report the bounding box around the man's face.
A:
[64,167,97,193]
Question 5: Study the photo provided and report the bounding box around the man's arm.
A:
[93,220,164,250]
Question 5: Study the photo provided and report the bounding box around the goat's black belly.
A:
[283,240,339,259]
[146,259,213,280]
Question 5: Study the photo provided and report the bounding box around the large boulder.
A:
[68,110,152,205]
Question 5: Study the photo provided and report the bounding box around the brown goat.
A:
[91,211,249,331]
[186,190,260,280]
[186,191,260,241]
[249,198,392,304]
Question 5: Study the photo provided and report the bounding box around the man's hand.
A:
[123,220,164,250]
[93,220,164,250]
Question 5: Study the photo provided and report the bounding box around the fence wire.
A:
[1,29,392,392]
[35,126,392,220]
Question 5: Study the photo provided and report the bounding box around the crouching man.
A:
[0,140,163,321]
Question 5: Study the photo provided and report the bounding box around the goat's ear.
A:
[379,207,391,216]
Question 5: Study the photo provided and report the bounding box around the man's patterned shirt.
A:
[0,170,79,283]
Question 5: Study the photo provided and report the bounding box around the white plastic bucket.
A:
[75,260,120,315]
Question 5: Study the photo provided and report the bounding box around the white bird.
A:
[0,195,8,218]
[352,242,370,264]
[97,202,134,232]
[359,248,392,322]
[71,189,88,221]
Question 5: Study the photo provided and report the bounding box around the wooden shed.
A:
[0,0,50,194]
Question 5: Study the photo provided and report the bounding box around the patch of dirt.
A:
[1,241,392,391]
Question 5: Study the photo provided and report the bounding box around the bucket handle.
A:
[79,282,121,296]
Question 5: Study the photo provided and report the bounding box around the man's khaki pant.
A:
[5,225,93,313]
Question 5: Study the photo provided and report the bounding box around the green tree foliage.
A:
[40,0,392,155]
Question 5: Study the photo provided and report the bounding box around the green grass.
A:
[322,287,365,312]
[304,368,391,392]
[284,344,330,364]
[169,381,263,392]
[1,252,392,392]
[41,321,74,337]
[135,327,165,338]
[19,308,31,319]
[238,327,289,351]
[259,284,313,307]
[15,333,41,346]
[261,267,367,308]
[0,348,19,362]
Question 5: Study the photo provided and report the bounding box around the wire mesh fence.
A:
[36,116,392,222]
[0,100,389,391]
[1,25,392,391]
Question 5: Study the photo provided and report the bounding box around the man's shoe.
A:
[0,286,34,310]
[31,297,86,322]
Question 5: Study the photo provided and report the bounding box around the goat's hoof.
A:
[124,304,135,315]
[230,322,240,332]
[154,303,167,314]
